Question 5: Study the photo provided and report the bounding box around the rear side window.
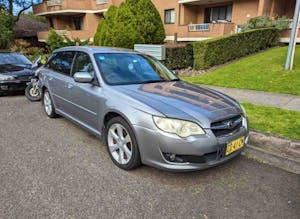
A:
[46,51,75,75]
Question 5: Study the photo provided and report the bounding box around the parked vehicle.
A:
[0,52,38,95]
[25,57,43,101]
[39,46,249,171]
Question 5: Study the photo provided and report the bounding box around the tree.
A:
[94,0,165,49]
[110,2,144,48]
[94,6,118,46]
[0,0,41,22]
[126,0,165,44]
[0,10,15,49]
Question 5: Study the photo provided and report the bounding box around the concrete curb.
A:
[242,131,300,174]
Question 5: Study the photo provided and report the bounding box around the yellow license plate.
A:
[226,136,245,156]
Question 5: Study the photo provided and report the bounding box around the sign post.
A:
[285,0,300,70]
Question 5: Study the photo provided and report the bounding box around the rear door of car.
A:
[65,51,103,132]
[44,51,76,113]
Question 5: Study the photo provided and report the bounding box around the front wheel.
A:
[42,89,58,118]
[25,84,41,102]
[105,117,141,170]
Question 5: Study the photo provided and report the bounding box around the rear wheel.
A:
[105,116,141,170]
[43,89,58,118]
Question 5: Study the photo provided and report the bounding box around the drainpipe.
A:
[285,0,300,70]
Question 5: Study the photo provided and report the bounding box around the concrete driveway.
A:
[0,96,299,219]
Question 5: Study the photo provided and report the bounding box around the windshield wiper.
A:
[137,79,167,84]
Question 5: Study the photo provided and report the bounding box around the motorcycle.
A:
[25,56,43,102]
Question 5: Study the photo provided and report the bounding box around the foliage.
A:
[10,39,46,61]
[0,0,42,21]
[46,29,91,52]
[0,10,15,49]
[94,6,118,47]
[24,12,46,23]
[164,44,193,70]
[241,16,291,31]
[126,0,165,44]
[64,37,90,47]
[242,103,300,141]
[192,28,279,70]
[110,2,143,48]
[94,0,165,49]
[183,46,300,96]
[46,29,65,52]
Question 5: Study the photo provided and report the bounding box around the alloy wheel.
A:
[107,123,133,165]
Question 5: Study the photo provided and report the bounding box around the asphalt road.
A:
[0,96,299,219]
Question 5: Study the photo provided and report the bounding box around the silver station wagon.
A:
[39,46,249,171]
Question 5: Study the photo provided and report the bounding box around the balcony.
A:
[170,23,236,41]
[178,0,228,4]
[37,30,93,42]
[33,0,109,15]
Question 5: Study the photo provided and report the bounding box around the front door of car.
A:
[66,52,103,132]
[45,51,76,112]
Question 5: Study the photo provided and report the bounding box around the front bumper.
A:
[0,80,29,92]
[133,119,249,172]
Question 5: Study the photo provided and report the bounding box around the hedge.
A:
[192,28,279,70]
[164,44,193,70]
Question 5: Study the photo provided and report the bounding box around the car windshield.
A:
[0,53,32,66]
[94,53,179,85]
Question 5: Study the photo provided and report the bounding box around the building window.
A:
[165,9,175,24]
[204,5,232,23]
[73,17,83,30]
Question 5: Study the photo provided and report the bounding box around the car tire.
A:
[42,89,58,118]
[25,84,41,102]
[105,116,141,170]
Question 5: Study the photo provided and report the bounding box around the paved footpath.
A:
[204,85,300,111]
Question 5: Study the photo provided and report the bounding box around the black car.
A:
[0,52,34,94]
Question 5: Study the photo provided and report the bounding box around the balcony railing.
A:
[47,0,64,6]
[95,0,108,4]
[188,23,210,32]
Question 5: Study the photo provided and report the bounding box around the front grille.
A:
[16,75,31,82]
[211,115,243,137]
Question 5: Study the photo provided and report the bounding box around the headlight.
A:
[0,74,15,81]
[153,116,205,138]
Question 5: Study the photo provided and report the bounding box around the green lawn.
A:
[183,46,300,95]
[242,103,300,141]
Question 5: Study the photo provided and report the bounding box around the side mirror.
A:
[31,56,42,69]
[73,72,94,83]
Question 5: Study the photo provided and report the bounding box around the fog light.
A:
[0,85,8,90]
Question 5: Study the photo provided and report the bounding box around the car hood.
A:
[115,81,242,128]
[0,64,33,76]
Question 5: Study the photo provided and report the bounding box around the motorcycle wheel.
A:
[25,84,41,102]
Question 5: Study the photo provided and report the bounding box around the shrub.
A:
[0,10,15,49]
[10,39,46,61]
[46,29,65,52]
[241,16,291,31]
[164,44,193,70]
[46,29,91,52]
[192,28,279,70]
[94,0,165,49]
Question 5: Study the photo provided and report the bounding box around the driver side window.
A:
[72,52,94,75]
[72,52,99,86]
